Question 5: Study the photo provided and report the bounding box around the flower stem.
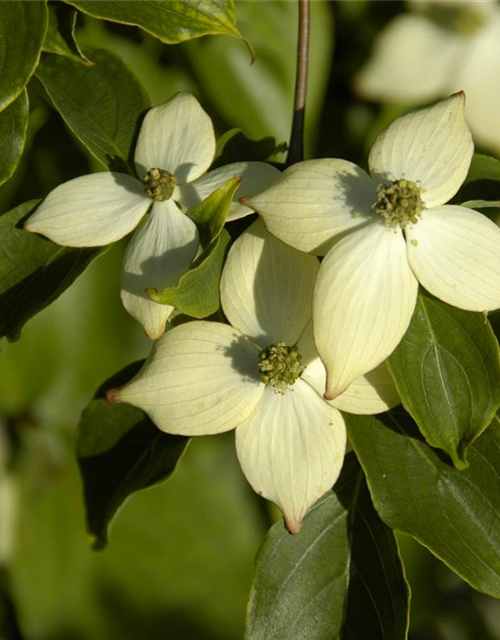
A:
[287,0,310,165]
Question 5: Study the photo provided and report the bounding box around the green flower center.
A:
[258,341,305,393]
[372,179,424,230]
[417,2,486,36]
[142,168,176,202]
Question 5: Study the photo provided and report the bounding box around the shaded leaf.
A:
[213,128,287,168]
[77,360,189,549]
[388,290,500,468]
[35,47,150,172]
[65,0,244,44]
[0,1,48,113]
[0,90,29,187]
[187,175,241,244]
[42,2,90,63]
[0,200,101,341]
[458,154,500,204]
[346,409,500,598]
[246,456,409,640]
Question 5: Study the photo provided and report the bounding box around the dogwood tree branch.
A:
[287,0,310,164]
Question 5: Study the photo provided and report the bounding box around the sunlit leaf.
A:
[148,177,239,317]
[347,409,500,598]
[65,0,244,44]
[388,290,500,468]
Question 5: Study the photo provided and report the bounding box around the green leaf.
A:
[343,470,410,640]
[188,175,241,244]
[388,290,500,469]
[0,1,48,113]
[458,154,500,203]
[0,90,29,187]
[0,200,102,341]
[183,1,333,152]
[42,2,90,63]
[346,409,500,598]
[246,456,409,639]
[35,47,150,172]
[213,128,287,168]
[64,0,244,43]
[147,177,239,316]
[148,229,231,318]
[77,360,189,550]
[461,199,500,209]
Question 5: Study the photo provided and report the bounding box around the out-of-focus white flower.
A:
[114,220,400,533]
[245,94,500,399]
[355,0,500,155]
[25,93,279,339]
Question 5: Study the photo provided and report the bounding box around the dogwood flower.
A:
[244,94,500,400]
[355,0,500,155]
[113,220,400,533]
[24,92,279,339]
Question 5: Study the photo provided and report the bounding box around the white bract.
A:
[114,220,400,533]
[25,92,279,339]
[245,94,500,400]
[355,0,500,155]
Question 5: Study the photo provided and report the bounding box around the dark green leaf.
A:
[346,409,500,598]
[246,457,409,640]
[77,360,189,550]
[388,290,500,468]
[42,2,90,63]
[0,200,101,341]
[64,0,244,43]
[0,1,48,113]
[0,90,29,187]
[344,470,409,640]
[35,48,150,172]
[213,128,287,168]
[458,154,500,204]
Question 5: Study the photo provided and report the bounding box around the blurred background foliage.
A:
[2,1,500,639]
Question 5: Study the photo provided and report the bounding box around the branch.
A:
[287,0,310,165]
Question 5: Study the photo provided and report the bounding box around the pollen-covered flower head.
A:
[245,94,500,399]
[114,220,400,533]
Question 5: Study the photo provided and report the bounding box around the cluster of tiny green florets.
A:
[142,168,176,202]
[418,2,485,36]
[372,179,424,230]
[258,341,305,393]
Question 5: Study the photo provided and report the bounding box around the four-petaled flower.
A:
[245,94,500,399]
[25,92,279,339]
[113,220,400,533]
[355,0,500,155]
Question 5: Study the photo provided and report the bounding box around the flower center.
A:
[142,168,176,202]
[372,179,424,230]
[258,341,305,393]
[417,2,486,36]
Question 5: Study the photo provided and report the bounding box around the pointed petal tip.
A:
[285,516,303,535]
[106,387,121,404]
[239,195,251,205]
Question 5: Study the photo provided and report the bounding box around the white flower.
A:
[25,92,280,339]
[113,220,400,533]
[355,0,500,155]
[244,94,500,399]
